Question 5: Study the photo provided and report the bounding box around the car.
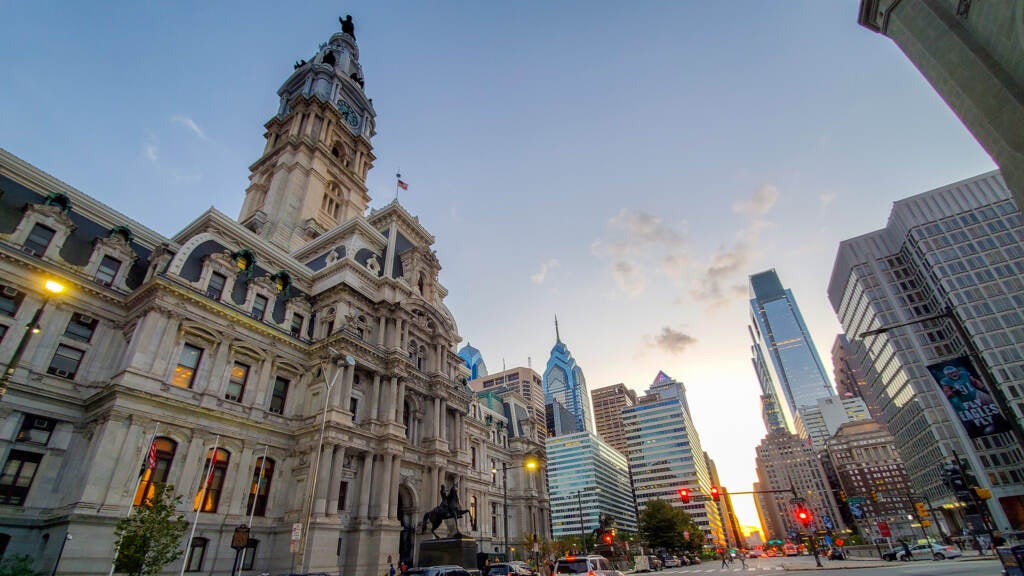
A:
[828,548,846,560]
[880,548,899,561]
[553,555,621,576]
[660,555,680,568]
[646,555,662,571]
[747,549,763,558]
[486,563,532,576]
[406,566,473,576]
[896,543,963,561]
[764,550,778,558]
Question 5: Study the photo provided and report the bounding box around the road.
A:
[644,554,1003,575]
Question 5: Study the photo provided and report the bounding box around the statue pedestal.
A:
[418,537,477,569]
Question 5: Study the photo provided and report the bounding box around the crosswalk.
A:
[658,568,784,573]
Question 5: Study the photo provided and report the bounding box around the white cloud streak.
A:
[531,258,560,284]
[171,115,207,140]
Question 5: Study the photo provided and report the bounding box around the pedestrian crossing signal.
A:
[678,488,690,503]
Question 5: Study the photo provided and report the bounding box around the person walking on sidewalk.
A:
[720,549,729,569]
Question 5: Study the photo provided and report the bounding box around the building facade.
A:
[469,367,546,444]
[831,334,883,420]
[827,170,1024,532]
[0,19,550,576]
[545,432,637,541]
[590,383,637,456]
[858,0,1024,211]
[623,372,722,547]
[749,269,835,435]
[543,321,591,435]
[795,396,872,449]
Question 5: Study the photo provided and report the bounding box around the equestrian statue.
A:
[421,480,468,538]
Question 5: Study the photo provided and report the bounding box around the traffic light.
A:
[602,532,614,545]
[870,490,878,502]
[678,488,690,503]
[914,502,929,517]
[795,508,812,527]
[710,486,720,500]
[973,487,992,500]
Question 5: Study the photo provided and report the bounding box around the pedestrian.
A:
[900,540,913,561]
[738,550,747,569]
[400,561,407,575]
[720,549,729,569]
[992,530,1007,550]
[389,563,396,576]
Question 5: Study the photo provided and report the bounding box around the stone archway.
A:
[398,484,417,567]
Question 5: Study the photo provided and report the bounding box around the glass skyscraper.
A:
[543,320,592,434]
[749,269,834,434]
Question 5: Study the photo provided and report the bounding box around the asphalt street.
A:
[639,554,1003,574]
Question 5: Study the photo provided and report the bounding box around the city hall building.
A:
[0,19,547,575]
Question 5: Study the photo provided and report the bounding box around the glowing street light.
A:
[0,279,66,399]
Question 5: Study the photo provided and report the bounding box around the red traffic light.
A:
[796,509,812,526]
[602,532,614,545]
[710,486,720,499]
[678,488,690,503]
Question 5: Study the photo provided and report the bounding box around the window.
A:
[95,255,121,286]
[134,437,177,506]
[0,450,42,505]
[290,313,304,337]
[338,481,348,511]
[172,344,203,388]
[23,224,55,256]
[349,397,359,417]
[47,345,84,378]
[225,362,249,402]
[64,313,97,342]
[16,414,56,445]
[207,272,227,300]
[246,457,274,516]
[194,448,229,513]
[185,537,208,572]
[251,295,269,320]
[269,376,289,414]
[0,287,24,317]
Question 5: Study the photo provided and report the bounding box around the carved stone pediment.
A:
[25,202,76,230]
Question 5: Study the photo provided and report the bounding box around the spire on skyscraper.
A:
[555,315,561,343]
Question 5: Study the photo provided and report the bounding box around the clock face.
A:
[336,100,360,128]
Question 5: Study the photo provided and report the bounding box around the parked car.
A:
[659,555,680,568]
[646,556,662,571]
[880,547,899,561]
[406,566,473,576]
[897,543,962,561]
[828,547,846,560]
[747,549,763,558]
[553,555,621,576]
[487,563,532,576]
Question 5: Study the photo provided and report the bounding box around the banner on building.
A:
[926,356,1009,439]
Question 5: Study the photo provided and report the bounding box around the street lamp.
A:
[492,456,539,560]
[0,279,66,400]
[299,349,354,572]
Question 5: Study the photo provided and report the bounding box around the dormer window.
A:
[23,224,55,257]
[290,313,304,338]
[252,294,269,321]
[95,256,122,286]
[207,272,227,300]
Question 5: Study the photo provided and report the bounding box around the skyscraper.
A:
[543,319,592,434]
[749,269,835,435]
[623,372,722,546]
[828,170,1024,534]
[591,383,637,456]
[831,334,882,420]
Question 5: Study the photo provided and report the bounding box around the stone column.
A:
[369,374,381,422]
[339,363,355,413]
[199,335,233,395]
[149,314,182,377]
[358,452,373,519]
[375,454,393,520]
[433,398,442,438]
[394,379,406,423]
[396,318,404,350]
[378,317,386,347]
[230,446,258,517]
[389,454,401,520]
[440,401,448,441]
[387,376,399,423]
[253,352,275,409]
[327,445,347,515]
[314,443,334,515]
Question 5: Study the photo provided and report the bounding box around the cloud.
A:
[531,258,560,284]
[651,326,698,355]
[732,184,778,217]
[171,115,207,140]
[143,142,158,162]
[592,209,688,296]
[612,260,645,296]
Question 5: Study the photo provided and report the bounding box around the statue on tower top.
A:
[340,15,355,37]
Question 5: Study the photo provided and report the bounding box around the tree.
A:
[0,555,45,576]
[113,483,189,576]
[638,499,703,553]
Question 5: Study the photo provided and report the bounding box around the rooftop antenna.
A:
[555,315,561,342]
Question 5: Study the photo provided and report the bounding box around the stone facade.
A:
[0,18,548,576]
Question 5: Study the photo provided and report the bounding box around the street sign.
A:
[291,522,302,541]
[821,514,834,530]
[848,497,866,504]
[790,497,805,503]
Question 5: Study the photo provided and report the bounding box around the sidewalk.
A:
[780,554,1000,571]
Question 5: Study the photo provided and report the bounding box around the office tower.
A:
[624,372,722,546]
[828,170,1024,533]
[858,0,1024,210]
[469,367,546,443]
[831,334,883,420]
[706,454,743,550]
[546,432,637,540]
[754,432,845,541]
[795,396,872,449]
[459,343,488,380]
[591,383,637,455]
[749,269,835,436]
[543,320,592,434]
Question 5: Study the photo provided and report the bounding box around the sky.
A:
[0,2,998,531]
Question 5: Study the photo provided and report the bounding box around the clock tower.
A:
[238,17,376,251]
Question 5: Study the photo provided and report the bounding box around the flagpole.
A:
[109,422,160,576]
[238,445,269,576]
[395,171,401,202]
[181,435,220,576]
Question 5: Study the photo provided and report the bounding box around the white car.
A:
[897,543,962,561]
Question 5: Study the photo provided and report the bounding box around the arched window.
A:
[134,437,177,506]
[194,448,230,513]
[246,457,275,517]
